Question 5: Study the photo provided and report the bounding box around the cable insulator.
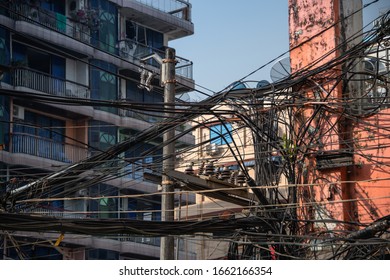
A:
[229,171,237,184]
[236,171,246,185]
[205,162,215,176]
[185,162,194,175]
[221,166,231,181]
[216,166,223,179]
[198,161,205,175]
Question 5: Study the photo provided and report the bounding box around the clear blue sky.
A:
[171,0,389,100]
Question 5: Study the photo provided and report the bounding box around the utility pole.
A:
[2,233,6,260]
[160,47,176,260]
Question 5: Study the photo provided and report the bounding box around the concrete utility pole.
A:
[160,47,176,260]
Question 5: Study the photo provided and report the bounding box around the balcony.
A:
[8,2,193,81]
[10,2,93,42]
[119,107,163,123]
[10,2,67,33]
[116,0,193,39]
[23,206,87,219]
[13,67,90,99]
[10,133,88,163]
[117,39,193,80]
[134,0,191,21]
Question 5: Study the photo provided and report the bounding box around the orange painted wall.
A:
[354,113,390,223]
[289,0,390,229]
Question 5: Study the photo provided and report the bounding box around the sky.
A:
[170,0,389,100]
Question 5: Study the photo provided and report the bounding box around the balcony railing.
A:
[119,107,163,123]
[13,67,90,99]
[117,235,161,247]
[10,132,88,163]
[135,0,191,21]
[117,39,193,79]
[10,2,67,33]
[23,207,88,219]
[9,2,193,80]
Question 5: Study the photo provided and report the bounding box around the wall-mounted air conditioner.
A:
[75,189,87,197]
[206,143,221,156]
[13,105,25,120]
[68,0,83,16]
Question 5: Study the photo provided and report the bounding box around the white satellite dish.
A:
[270,57,291,82]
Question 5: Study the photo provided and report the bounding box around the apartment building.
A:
[0,0,195,260]
[174,82,289,259]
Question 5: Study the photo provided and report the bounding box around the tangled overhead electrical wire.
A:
[0,1,390,260]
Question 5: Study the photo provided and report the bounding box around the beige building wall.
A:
[175,101,289,259]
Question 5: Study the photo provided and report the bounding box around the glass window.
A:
[125,20,163,49]
[13,110,65,142]
[88,183,118,219]
[88,120,117,151]
[0,28,10,66]
[91,0,118,54]
[0,96,9,147]
[210,123,233,145]
[90,60,118,114]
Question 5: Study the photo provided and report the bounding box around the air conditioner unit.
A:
[68,0,83,15]
[118,41,130,58]
[13,105,25,120]
[206,143,221,156]
[75,189,87,197]
[29,8,39,21]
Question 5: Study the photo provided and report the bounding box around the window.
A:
[88,183,118,219]
[13,111,65,142]
[125,20,163,49]
[88,120,117,151]
[0,28,10,67]
[12,110,66,161]
[210,123,233,145]
[0,96,9,147]
[125,81,163,121]
[90,60,118,114]
[90,0,118,54]
[362,57,389,111]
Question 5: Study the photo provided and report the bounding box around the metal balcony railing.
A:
[10,132,88,163]
[117,235,161,246]
[10,2,67,33]
[119,107,163,123]
[24,207,88,219]
[13,68,90,99]
[135,0,191,21]
[9,3,193,80]
[117,39,193,79]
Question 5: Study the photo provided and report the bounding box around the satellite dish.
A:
[256,80,270,88]
[270,57,291,82]
[231,81,247,90]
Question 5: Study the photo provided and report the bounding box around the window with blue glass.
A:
[13,111,65,141]
[0,97,10,149]
[125,20,164,49]
[90,60,118,114]
[90,0,118,54]
[12,42,66,94]
[126,81,163,121]
[12,111,65,160]
[88,120,117,153]
[0,27,10,84]
[124,142,162,180]
[88,183,118,219]
[210,123,233,145]
[120,197,161,222]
